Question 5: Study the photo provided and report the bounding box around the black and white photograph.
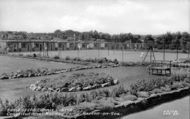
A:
[0,0,190,119]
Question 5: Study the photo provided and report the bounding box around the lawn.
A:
[0,57,159,101]
[0,55,82,101]
[0,55,189,119]
[0,55,81,74]
[11,50,188,62]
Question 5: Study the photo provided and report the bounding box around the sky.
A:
[0,0,189,35]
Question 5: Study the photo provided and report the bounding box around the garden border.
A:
[66,87,190,119]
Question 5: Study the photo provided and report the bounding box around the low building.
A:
[0,39,68,52]
[0,40,7,53]
[87,42,94,49]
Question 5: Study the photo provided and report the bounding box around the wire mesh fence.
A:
[4,41,190,62]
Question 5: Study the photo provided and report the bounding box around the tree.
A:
[144,35,155,49]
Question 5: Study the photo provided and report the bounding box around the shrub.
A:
[26,54,33,57]
[171,82,184,90]
[137,91,149,98]
[18,54,23,56]
[184,77,190,83]
[73,57,81,61]
[129,88,137,96]
[95,98,115,110]
[160,86,171,92]
[3,72,189,117]
[120,62,150,67]
[65,93,77,106]
[0,67,58,79]
[113,59,119,64]
[0,73,9,80]
[97,89,110,98]
[121,94,137,101]
[130,77,174,93]
[33,72,117,92]
[33,53,37,57]
[89,90,99,100]
[77,93,90,104]
[54,56,60,59]
[101,89,111,97]
[110,85,127,97]
[0,99,7,116]
[150,88,163,94]
[171,73,187,82]
[65,56,70,60]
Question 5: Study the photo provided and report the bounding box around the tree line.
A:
[0,30,190,51]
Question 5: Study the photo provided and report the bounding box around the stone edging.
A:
[68,87,190,119]
[0,64,119,80]
[0,54,120,80]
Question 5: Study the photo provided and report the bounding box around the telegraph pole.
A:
[163,39,166,61]
[176,39,180,61]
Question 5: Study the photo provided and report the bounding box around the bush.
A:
[3,72,189,117]
[73,57,81,61]
[77,93,89,104]
[33,72,117,92]
[120,61,150,67]
[18,54,24,56]
[54,56,60,59]
[121,94,137,101]
[0,99,7,116]
[65,93,77,106]
[0,99,11,116]
[110,85,128,97]
[130,73,189,95]
[97,89,110,98]
[130,77,173,93]
[65,56,70,60]
[113,59,119,64]
[137,91,149,98]
[171,73,187,82]
[89,91,99,100]
[26,54,33,57]
[0,67,55,79]
[184,77,190,83]
[150,88,163,94]
[171,82,184,90]
[33,53,37,57]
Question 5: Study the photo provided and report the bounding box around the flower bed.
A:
[120,61,150,67]
[1,73,190,118]
[0,68,65,80]
[9,54,119,67]
[30,72,119,92]
[1,66,190,118]
[0,63,118,80]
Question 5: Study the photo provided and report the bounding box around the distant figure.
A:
[33,53,37,57]
[6,47,10,52]
[140,52,144,58]
[78,44,82,50]
[4,47,9,54]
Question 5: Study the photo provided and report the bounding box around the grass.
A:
[0,55,81,74]
[1,72,190,116]
[0,85,129,116]
[32,72,118,92]
[0,68,50,79]
[10,50,188,62]
[22,54,119,65]
[1,50,189,118]
[130,69,190,95]
[0,65,155,101]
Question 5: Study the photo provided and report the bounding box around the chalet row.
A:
[0,39,145,52]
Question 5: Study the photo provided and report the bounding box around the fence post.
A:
[121,43,124,62]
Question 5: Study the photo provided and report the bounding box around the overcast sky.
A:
[0,0,189,34]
